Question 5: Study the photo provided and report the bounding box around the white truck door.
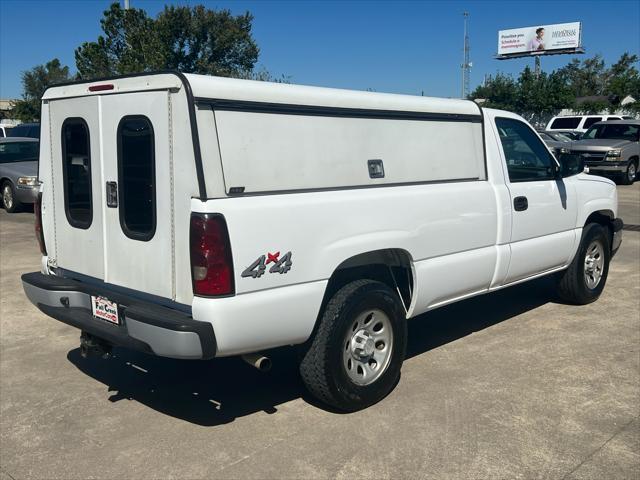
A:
[99,91,174,299]
[48,96,105,279]
[493,116,578,283]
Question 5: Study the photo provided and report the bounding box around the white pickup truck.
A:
[22,72,622,411]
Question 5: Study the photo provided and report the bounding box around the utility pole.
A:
[461,12,472,99]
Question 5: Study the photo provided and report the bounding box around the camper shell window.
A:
[117,115,156,241]
[61,118,92,229]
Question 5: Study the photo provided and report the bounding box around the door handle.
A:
[513,196,528,212]
[106,181,118,208]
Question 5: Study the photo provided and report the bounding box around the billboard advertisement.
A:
[497,22,582,57]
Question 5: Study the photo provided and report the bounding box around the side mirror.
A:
[555,149,585,177]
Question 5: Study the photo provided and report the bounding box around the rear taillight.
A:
[190,213,234,296]
[34,192,47,255]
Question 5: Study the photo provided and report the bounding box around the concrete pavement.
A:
[1,183,638,479]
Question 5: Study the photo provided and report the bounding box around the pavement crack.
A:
[0,467,17,480]
[561,416,638,480]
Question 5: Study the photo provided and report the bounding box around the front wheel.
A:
[299,279,407,411]
[556,223,611,305]
[620,161,637,185]
[2,182,22,213]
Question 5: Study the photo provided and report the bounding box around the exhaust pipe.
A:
[241,352,272,372]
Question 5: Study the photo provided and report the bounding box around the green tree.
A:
[556,55,608,98]
[469,73,518,110]
[12,58,70,122]
[469,52,640,119]
[606,53,640,112]
[75,2,260,79]
[514,67,574,122]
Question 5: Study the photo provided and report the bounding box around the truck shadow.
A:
[67,276,556,426]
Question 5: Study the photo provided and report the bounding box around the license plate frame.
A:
[91,296,120,325]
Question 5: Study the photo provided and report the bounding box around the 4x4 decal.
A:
[241,251,293,278]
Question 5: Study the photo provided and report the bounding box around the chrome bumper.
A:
[21,272,216,359]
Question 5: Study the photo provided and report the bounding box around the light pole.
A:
[461,12,472,99]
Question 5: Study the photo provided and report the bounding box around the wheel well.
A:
[322,249,414,314]
[585,210,615,245]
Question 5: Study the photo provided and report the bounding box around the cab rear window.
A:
[62,118,92,229]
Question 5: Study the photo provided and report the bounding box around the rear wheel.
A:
[1,182,21,213]
[299,279,407,411]
[556,223,610,304]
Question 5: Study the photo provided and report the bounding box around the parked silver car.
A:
[0,137,39,212]
[570,120,640,185]
[537,130,572,151]
[540,131,574,143]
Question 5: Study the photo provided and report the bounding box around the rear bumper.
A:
[21,272,216,359]
[612,218,623,257]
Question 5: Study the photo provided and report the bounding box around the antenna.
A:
[461,12,472,99]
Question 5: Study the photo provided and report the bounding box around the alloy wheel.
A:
[2,185,13,210]
[342,308,393,386]
[584,240,604,289]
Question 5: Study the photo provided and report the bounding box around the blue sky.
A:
[1,0,639,100]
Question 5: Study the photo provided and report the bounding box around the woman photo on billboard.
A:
[528,27,545,51]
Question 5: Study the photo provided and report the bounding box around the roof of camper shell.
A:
[42,72,481,117]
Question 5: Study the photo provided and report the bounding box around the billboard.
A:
[497,22,582,57]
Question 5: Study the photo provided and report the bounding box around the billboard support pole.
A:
[535,56,541,77]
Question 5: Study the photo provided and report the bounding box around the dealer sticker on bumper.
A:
[91,296,119,325]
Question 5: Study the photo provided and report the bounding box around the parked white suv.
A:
[22,73,623,411]
[0,124,14,137]
[546,114,630,135]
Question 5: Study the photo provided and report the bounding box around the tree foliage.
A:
[469,73,517,111]
[75,2,260,79]
[470,53,640,117]
[12,58,70,122]
[607,53,640,109]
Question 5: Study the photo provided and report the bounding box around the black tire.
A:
[620,160,637,185]
[557,223,611,305]
[1,182,22,213]
[299,279,407,412]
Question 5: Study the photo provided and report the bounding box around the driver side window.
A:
[496,117,556,182]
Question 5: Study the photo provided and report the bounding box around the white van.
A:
[546,114,625,134]
[22,72,622,411]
